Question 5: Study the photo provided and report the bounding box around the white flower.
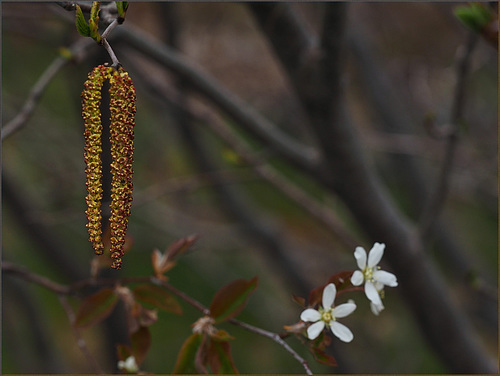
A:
[371,301,384,316]
[118,356,139,373]
[300,283,356,342]
[351,243,397,308]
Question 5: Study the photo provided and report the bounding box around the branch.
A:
[123,53,358,250]
[2,261,315,374]
[2,261,71,295]
[229,319,313,375]
[347,24,497,308]
[418,32,479,239]
[249,3,496,373]
[2,38,94,140]
[58,295,105,374]
[112,25,320,175]
[152,278,313,375]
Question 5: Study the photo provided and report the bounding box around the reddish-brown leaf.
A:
[131,326,151,365]
[172,333,204,374]
[74,288,118,328]
[209,277,258,323]
[327,270,354,291]
[133,284,182,314]
[310,346,338,367]
[166,234,199,260]
[116,344,133,362]
[207,339,239,374]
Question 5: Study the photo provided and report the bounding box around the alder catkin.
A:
[82,65,136,269]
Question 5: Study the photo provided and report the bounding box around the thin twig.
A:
[101,18,119,40]
[2,262,71,294]
[114,25,320,174]
[102,38,121,68]
[124,56,358,250]
[418,33,478,240]
[59,295,105,374]
[229,318,314,375]
[2,262,314,374]
[2,38,93,140]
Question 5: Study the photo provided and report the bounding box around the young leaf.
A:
[90,1,100,21]
[207,339,238,374]
[210,329,234,342]
[75,5,90,37]
[172,333,204,374]
[131,326,151,365]
[209,277,258,323]
[116,344,133,362]
[133,284,182,315]
[327,270,354,291]
[454,4,493,33]
[116,1,129,19]
[74,288,118,328]
[310,346,338,367]
[166,234,199,260]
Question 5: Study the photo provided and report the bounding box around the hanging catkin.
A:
[82,64,136,270]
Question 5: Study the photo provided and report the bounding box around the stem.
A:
[3,262,315,373]
[2,38,93,140]
[418,33,478,240]
[229,318,314,375]
[59,296,105,374]
[101,18,119,40]
[102,38,121,68]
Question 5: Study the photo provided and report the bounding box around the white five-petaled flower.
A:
[118,356,139,373]
[350,243,397,310]
[300,283,357,342]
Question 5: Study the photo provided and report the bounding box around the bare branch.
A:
[58,295,105,374]
[2,262,71,295]
[2,38,93,140]
[1,261,315,374]
[418,33,479,239]
[113,25,320,174]
[249,3,496,373]
[229,319,313,375]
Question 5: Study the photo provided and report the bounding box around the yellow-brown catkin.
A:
[108,69,136,270]
[82,65,136,269]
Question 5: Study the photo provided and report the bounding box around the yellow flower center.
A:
[320,308,335,324]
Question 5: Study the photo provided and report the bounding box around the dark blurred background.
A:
[2,2,498,374]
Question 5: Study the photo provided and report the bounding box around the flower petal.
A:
[367,242,385,267]
[351,270,364,286]
[330,321,354,343]
[354,247,367,269]
[370,301,384,316]
[373,270,398,287]
[322,283,336,309]
[307,321,325,340]
[300,308,321,322]
[365,281,382,306]
[332,302,356,318]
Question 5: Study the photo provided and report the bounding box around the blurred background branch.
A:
[2,2,497,374]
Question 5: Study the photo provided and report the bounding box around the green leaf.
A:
[207,340,238,374]
[454,4,493,33]
[131,326,151,365]
[116,1,129,18]
[75,5,90,37]
[89,19,101,43]
[172,333,203,374]
[132,284,182,314]
[90,1,100,21]
[209,277,258,323]
[74,288,118,328]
